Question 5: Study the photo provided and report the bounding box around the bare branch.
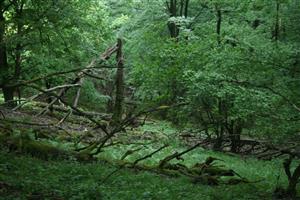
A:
[159,142,201,168]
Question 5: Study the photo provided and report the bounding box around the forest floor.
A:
[0,103,299,200]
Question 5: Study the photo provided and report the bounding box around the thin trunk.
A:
[45,80,53,113]
[273,0,280,41]
[184,0,189,18]
[106,81,114,113]
[73,79,83,108]
[227,119,243,153]
[180,0,184,16]
[216,6,222,45]
[167,0,179,38]
[112,39,125,125]
[213,99,224,151]
[14,21,22,104]
[14,2,24,81]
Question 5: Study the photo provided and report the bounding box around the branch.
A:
[132,144,169,166]
[159,142,201,168]
[82,71,108,81]
[0,109,5,119]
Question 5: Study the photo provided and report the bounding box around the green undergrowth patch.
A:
[0,151,284,200]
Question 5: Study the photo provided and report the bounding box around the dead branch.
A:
[56,109,72,126]
[82,71,108,81]
[72,81,83,108]
[36,88,66,116]
[119,103,188,130]
[132,144,169,166]
[159,142,201,168]
[121,147,144,160]
[0,109,5,119]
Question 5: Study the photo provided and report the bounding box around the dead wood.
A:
[132,144,169,166]
[158,142,201,168]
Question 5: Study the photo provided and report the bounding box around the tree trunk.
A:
[184,0,189,18]
[45,80,54,113]
[112,38,125,125]
[12,1,25,105]
[213,130,223,151]
[228,119,243,153]
[0,5,15,107]
[216,5,222,45]
[167,0,179,38]
[213,99,225,151]
[2,86,15,107]
[273,0,280,41]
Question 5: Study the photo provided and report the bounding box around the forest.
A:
[0,0,299,199]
